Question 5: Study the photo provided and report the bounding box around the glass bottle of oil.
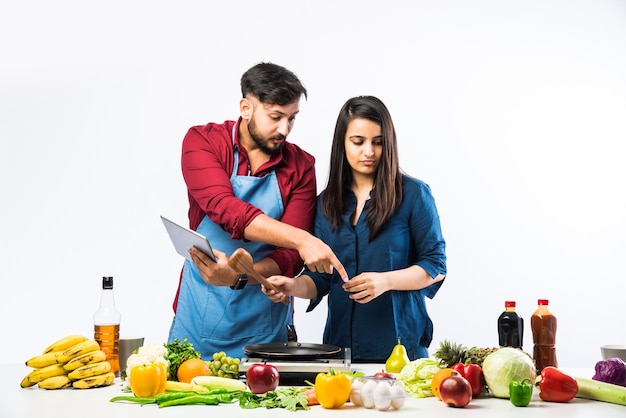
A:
[93,276,121,376]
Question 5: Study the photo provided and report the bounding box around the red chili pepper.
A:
[451,363,484,397]
[536,366,578,402]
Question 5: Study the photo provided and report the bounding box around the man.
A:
[168,62,347,359]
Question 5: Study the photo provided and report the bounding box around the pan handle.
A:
[286,324,298,342]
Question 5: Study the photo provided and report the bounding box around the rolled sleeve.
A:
[410,181,447,299]
[305,270,332,312]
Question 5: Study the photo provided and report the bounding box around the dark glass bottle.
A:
[497,301,524,348]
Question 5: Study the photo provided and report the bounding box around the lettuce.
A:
[397,358,442,398]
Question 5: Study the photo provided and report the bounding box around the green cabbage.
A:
[482,347,536,398]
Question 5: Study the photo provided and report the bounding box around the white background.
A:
[1,0,625,368]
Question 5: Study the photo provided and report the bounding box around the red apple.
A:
[245,363,280,394]
[439,375,472,408]
[374,370,396,379]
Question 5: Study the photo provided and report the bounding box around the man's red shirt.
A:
[181,118,317,277]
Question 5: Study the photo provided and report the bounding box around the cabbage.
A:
[482,347,537,398]
[592,358,626,387]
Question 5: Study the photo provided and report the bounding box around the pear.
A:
[385,337,410,373]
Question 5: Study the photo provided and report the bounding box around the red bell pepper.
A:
[451,363,484,397]
[536,366,578,402]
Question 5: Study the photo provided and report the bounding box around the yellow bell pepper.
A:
[129,362,167,398]
[314,368,351,409]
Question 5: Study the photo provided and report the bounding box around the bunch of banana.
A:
[21,334,115,390]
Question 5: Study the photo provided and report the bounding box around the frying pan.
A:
[243,341,342,360]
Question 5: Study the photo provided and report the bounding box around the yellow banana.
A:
[56,339,100,364]
[67,361,111,380]
[63,350,107,371]
[43,334,88,354]
[72,372,115,389]
[27,364,68,384]
[26,351,64,368]
[20,371,38,388]
[38,375,72,390]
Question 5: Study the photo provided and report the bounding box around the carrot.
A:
[304,388,319,406]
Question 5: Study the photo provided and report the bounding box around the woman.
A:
[266,96,447,362]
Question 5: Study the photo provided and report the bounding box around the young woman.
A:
[266,96,447,362]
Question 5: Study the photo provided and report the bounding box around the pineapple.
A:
[434,339,499,368]
[468,346,499,367]
[433,339,471,366]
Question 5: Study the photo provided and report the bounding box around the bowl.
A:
[351,376,407,411]
[600,345,626,362]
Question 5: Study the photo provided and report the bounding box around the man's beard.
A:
[248,118,286,156]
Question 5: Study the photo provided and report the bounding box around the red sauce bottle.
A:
[530,299,557,373]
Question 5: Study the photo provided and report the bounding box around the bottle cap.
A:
[538,299,549,305]
[102,276,114,289]
[505,301,516,307]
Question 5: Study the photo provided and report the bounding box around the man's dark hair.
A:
[240,62,307,105]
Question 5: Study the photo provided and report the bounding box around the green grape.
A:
[208,351,239,378]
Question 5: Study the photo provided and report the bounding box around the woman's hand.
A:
[342,272,390,304]
[343,266,444,302]
[262,275,295,303]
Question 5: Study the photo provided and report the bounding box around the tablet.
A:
[160,215,217,262]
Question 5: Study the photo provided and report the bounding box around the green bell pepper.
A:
[509,378,533,407]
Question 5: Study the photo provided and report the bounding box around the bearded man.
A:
[168,62,346,359]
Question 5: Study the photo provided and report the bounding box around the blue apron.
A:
[168,127,292,359]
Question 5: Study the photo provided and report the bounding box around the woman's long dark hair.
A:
[321,96,403,241]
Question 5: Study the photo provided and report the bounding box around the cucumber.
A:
[191,375,247,391]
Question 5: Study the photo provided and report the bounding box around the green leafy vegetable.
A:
[345,370,365,379]
[397,357,442,398]
[237,387,310,411]
[163,339,201,381]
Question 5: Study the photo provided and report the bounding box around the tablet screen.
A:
[160,216,217,262]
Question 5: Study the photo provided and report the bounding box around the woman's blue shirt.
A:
[306,175,447,362]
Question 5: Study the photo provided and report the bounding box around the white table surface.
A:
[3,363,625,417]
